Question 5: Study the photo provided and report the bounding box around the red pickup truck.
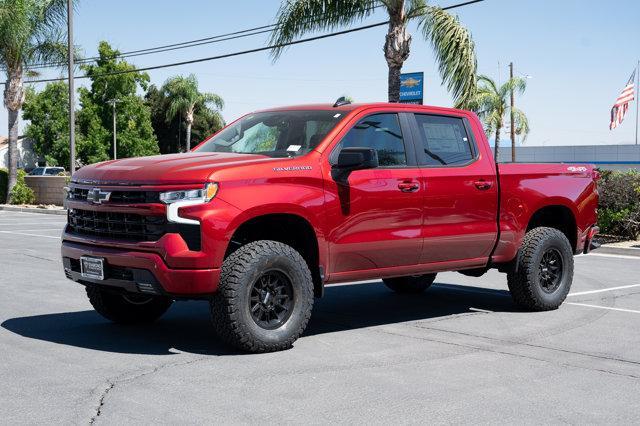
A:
[62,101,599,352]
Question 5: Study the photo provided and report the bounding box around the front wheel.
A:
[383,274,437,294]
[507,227,574,311]
[210,240,314,353]
[86,285,172,324]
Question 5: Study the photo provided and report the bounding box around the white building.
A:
[0,136,40,170]
[497,144,640,171]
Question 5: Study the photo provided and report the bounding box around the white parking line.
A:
[568,284,640,297]
[0,230,60,239]
[581,253,640,260]
[0,222,66,226]
[10,229,62,232]
[567,302,640,314]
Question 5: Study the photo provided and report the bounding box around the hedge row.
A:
[0,168,36,205]
[597,170,640,240]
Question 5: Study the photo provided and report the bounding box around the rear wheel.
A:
[86,285,172,324]
[210,240,314,353]
[383,274,437,294]
[507,227,574,311]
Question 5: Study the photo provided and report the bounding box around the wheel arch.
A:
[525,203,578,252]
[225,209,326,298]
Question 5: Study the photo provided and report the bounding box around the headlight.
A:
[159,183,218,204]
[161,183,218,226]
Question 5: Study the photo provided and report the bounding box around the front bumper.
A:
[61,241,220,297]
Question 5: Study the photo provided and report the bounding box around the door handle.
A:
[474,180,493,190]
[398,181,420,193]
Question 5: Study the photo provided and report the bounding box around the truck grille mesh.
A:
[68,187,160,203]
[67,209,167,241]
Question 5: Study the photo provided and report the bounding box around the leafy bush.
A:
[597,170,640,240]
[0,168,7,204]
[9,169,36,205]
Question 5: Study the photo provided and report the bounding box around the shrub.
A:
[597,170,640,240]
[0,168,7,204]
[9,169,36,205]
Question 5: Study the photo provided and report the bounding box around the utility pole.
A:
[108,99,119,159]
[509,62,516,162]
[67,0,75,173]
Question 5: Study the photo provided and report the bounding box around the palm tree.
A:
[0,0,70,201]
[270,0,476,106]
[163,74,224,151]
[469,75,529,161]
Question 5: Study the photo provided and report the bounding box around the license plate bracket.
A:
[80,256,105,280]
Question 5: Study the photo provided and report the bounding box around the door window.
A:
[414,114,475,166]
[338,113,407,167]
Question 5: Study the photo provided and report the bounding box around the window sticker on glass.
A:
[287,145,302,152]
[333,113,341,118]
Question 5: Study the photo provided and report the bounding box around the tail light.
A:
[591,169,601,181]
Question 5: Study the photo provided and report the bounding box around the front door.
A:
[322,112,424,275]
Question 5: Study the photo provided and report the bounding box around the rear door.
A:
[322,112,424,274]
[409,113,498,265]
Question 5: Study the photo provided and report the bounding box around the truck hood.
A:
[72,152,275,185]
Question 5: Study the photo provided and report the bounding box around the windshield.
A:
[195,110,345,157]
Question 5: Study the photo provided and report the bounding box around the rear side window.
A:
[414,114,474,166]
[339,113,407,167]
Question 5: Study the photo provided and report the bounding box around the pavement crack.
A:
[89,382,115,424]
[86,356,209,424]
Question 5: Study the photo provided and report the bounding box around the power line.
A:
[24,4,386,70]
[4,0,485,86]
[26,26,277,70]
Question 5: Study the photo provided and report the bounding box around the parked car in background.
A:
[29,167,65,176]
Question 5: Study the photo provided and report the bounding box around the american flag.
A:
[610,69,636,130]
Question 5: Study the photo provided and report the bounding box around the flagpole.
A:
[636,59,639,145]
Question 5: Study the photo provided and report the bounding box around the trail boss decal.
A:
[273,166,313,172]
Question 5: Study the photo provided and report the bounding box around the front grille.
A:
[68,187,160,203]
[67,209,167,241]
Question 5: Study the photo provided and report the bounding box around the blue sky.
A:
[2,0,640,146]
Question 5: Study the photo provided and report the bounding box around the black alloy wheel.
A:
[539,248,563,293]
[249,270,294,330]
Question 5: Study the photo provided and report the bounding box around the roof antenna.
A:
[333,96,351,107]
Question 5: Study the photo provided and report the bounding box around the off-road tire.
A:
[210,240,314,353]
[86,285,172,324]
[383,274,437,294]
[507,227,574,311]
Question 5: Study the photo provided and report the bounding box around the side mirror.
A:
[333,147,379,171]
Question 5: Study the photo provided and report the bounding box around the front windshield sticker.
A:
[333,113,341,118]
[287,145,302,152]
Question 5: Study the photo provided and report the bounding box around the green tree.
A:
[163,74,224,151]
[22,82,70,167]
[146,83,225,154]
[270,0,476,106]
[77,41,159,163]
[0,0,69,202]
[468,75,529,161]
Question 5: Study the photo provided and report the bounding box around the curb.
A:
[0,205,67,216]
[596,245,640,258]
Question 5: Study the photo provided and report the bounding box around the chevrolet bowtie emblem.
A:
[86,188,111,204]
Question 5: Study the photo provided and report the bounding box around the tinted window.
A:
[339,113,406,167]
[415,115,474,166]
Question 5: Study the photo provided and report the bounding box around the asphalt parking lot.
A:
[1,210,639,424]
